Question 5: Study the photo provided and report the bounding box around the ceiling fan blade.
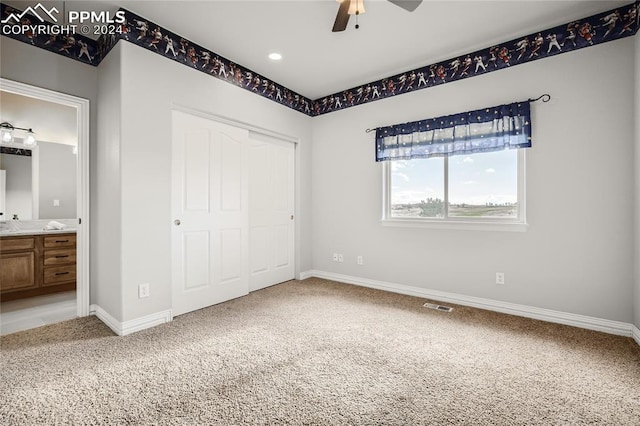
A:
[332,0,351,32]
[387,0,423,12]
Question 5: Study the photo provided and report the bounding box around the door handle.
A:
[174,219,181,226]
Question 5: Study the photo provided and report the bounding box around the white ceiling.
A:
[4,1,632,99]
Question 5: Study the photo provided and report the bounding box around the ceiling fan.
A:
[332,0,423,32]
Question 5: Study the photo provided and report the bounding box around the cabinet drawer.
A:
[43,249,76,266]
[0,252,37,292]
[0,237,36,251]
[43,234,76,248]
[43,265,76,286]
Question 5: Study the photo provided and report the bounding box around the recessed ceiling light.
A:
[268,52,282,61]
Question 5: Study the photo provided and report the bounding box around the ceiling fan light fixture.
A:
[333,0,422,33]
[348,0,365,15]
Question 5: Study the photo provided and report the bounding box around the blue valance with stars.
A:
[375,101,531,162]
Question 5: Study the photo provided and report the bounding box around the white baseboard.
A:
[121,309,173,336]
[90,304,172,336]
[90,304,121,335]
[299,270,315,280]
[633,325,640,347]
[300,270,635,338]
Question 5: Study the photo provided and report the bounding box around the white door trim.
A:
[1,78,91,317]
[171,104,299,144]
[31,145,39,220]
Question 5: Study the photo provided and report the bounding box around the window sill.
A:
[381,218,528,232]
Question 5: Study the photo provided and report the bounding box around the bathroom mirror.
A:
[0,91,77,221]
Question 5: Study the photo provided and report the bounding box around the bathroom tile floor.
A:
[0,291,76,335]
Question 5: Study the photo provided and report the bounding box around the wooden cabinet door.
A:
[0,251,37,292]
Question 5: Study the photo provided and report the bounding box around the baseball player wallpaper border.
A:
[1,1,638,117]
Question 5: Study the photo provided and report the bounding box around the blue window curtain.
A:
[375,101,532,162]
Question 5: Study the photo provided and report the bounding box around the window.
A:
[383,148,525,229]
[375,100,532,230]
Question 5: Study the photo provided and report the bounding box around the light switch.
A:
[53,199,60,207]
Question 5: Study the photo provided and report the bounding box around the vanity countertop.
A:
[0,228,77,237]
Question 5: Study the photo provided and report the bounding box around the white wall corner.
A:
[633,325,640,347]
[299,270,316,280]
[90,304,122,336]
[303,271,635,338]
[90,304,172,336]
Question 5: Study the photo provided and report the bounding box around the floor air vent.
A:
[423,302,453,312]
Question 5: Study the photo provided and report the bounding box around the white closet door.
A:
[248,135,295,292]
[171,111,249,316]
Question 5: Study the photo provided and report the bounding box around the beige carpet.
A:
[1,278,639,425]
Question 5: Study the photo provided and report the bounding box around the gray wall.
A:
[635,33,640,330]
[0,38,98,101]
[38,141,77,219]
[1,36,99,301]
[0,153,32,220]
[103,42,312,322]
[94,43,123,320]
[311,37,636,323]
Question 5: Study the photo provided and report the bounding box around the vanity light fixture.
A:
[0,122,37,147]
[0,124,13,143]
[24,131,37,147]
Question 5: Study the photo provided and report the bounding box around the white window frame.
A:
[382,149,527,232]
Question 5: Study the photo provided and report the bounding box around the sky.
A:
[391,149,518,205]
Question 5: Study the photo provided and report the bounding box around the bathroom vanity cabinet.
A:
[0,233,76,301]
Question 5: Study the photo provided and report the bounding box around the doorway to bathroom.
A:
[0,78,90,335]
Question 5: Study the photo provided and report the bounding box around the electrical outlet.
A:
[357,256,363,265]
[139,282,150,298]
[338,254,344,263]
[496,273,505,285]
[333,253,338,261]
